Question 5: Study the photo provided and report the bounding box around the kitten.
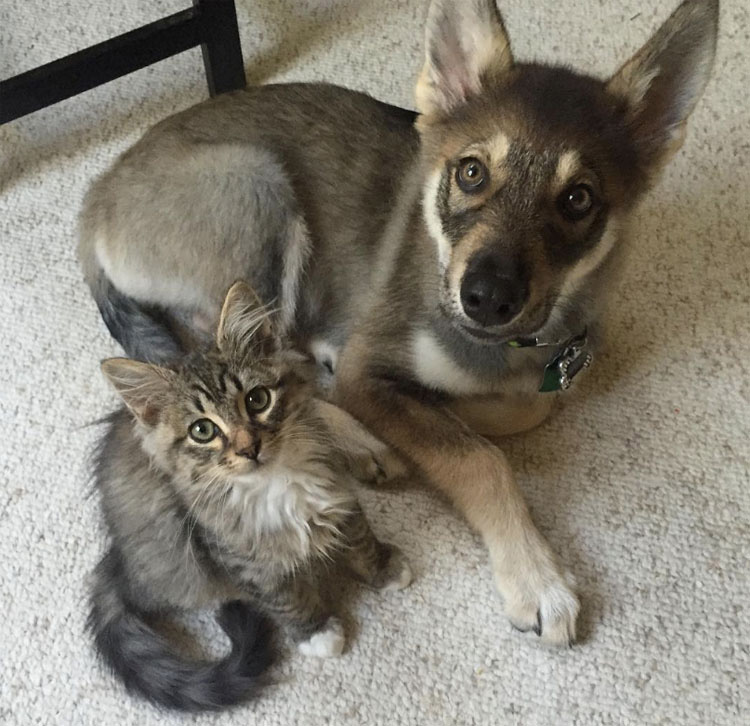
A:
[88,281,412,712]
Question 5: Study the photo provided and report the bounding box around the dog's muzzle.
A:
[459,254,528,327]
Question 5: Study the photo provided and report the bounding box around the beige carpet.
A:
[1,1,748,724]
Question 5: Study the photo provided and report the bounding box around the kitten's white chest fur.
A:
[229,465,354,559]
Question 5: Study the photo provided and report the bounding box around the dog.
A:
[78,0,718,645]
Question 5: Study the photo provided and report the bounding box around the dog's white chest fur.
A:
[411,329,487,395]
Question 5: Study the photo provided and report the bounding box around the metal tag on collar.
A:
[538,330,592,393]
[508,334,575,349]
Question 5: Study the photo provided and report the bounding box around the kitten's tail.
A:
[88,549,274,712]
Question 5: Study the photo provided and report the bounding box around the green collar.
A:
[508,329,592,393]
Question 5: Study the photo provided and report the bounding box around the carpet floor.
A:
[1,1,748,724]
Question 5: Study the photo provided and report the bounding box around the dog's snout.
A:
[460,258,527,327]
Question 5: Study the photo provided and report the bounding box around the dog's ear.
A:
[217,280,276,356]
[416,0,513,118]
[607,0,718,172]
[101,358,175,426]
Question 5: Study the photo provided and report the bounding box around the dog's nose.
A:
[460,267,526,326]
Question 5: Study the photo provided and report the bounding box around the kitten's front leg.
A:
[259,576,344,658]
[341,508,413,592]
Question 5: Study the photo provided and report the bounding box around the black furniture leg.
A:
[195,0,247,96]
[0,1,245,125]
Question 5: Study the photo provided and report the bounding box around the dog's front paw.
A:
[297,617,345,658]
[358,445,410,487]
[496,557,579,647]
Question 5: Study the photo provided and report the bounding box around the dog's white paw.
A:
[498,564,579,647]
[297,617,345,658]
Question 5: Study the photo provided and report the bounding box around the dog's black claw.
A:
[511,611,545,637]
[568,629,577,648]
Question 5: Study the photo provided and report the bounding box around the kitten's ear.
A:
[607,0,718,173]
[416,0,513,118]
[101,358,174,426]
[217,280,276,355]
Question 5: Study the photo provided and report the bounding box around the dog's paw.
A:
[497,563,579,647]
[358,445,409,487]
[373,546,414,592]
[297,617,345,658]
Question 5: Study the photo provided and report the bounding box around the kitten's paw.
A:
[373,546,413,592]
[500,567,579,647]
[297,617,345,658]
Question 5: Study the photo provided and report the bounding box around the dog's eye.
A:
[456,157,487,192]
[245,386,272,414]
[559,184,595,221]
[188,418,218,443]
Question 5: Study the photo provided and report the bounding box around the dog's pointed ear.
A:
[416,0,513,118]
[217,280,276,356]
[101,358,175,426]
[607,0,718,172]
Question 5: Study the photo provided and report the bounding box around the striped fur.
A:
[88,283,412,710]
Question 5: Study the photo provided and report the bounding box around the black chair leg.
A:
[0,0,246,125]
[195,0,247,96]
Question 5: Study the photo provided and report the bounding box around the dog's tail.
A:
[78,207,183,362]
[83,256,184,363]
[88,548,274,712]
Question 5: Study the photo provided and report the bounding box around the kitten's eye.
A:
[245,386,271,414]
[456,157,487,192]
[559,184,595,221]
[188,418,218,443]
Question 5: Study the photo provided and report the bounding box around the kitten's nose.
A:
[234,430,260,460]
[236,439,260,461]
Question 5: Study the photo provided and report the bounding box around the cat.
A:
[87,281,412,712]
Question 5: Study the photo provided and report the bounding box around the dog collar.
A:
[508,329,592,393]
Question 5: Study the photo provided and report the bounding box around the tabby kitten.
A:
[88,281,411,712]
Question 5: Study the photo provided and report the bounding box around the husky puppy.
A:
[79,0,719,645]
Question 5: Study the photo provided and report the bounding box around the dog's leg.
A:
[314,399,411,486]
[334,359,578,646]
[449,393,555,438]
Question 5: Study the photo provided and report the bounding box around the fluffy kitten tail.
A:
[88,549,274,712]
